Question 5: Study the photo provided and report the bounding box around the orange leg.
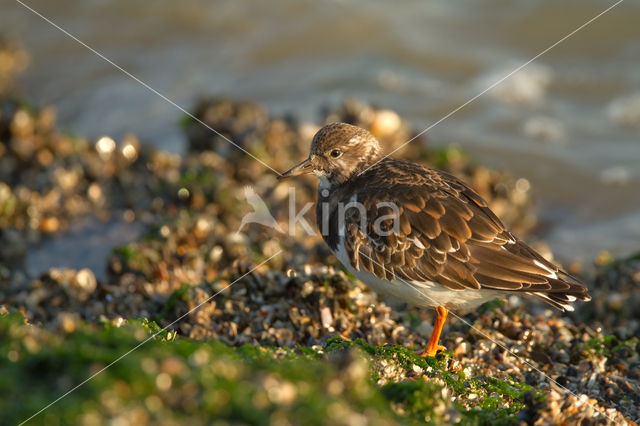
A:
[419,306,448,357]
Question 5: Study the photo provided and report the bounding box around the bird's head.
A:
[278,122,383,187]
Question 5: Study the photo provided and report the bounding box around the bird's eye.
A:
[330,149,342,158]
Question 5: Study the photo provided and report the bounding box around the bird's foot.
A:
[418,344,447,358]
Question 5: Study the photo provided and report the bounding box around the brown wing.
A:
[344,162,590,311]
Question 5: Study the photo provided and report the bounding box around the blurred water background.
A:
[2,0,639,263]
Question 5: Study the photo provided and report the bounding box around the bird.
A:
[237,186,284,234]
[278,122,590,357]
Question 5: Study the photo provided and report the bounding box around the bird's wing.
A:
[344,163,590,309]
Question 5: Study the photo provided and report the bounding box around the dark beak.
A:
[278,157,313,179]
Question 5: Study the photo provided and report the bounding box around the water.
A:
[26,217,143,282]
[3,0,640,264]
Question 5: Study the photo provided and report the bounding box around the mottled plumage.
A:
[280,122,590,356]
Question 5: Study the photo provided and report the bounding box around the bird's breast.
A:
[316,189,346,251]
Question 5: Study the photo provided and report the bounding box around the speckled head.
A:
[279,122,383,187]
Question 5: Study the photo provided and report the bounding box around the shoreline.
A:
[1,40,639,425]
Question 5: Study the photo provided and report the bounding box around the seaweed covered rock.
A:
[185,98,269,155]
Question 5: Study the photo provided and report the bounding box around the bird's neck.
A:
[316,172,348,194]
[318,175,332,192]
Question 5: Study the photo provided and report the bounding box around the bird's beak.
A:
[278,157,313,179]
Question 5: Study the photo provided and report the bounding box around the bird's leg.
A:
[419,306,448,357]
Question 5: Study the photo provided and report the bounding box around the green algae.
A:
[582,334,639,358]
[0,312,398,425]
[0,312,548,425]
